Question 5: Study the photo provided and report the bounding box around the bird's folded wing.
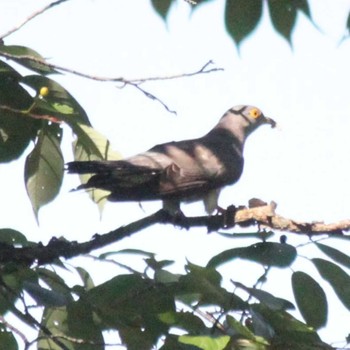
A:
[66,145,223,200]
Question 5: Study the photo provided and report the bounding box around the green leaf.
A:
[22,75,91,125]
[0,228,28,246]
[86,274,175,328]
[233,281,294,310]
[72,123,122,211]
[24,122,64,220]
[0,331,18,350]
[207,242,297,268]
[312,258,350,310]
[295,0,312,19]
[158,311,206,333]
[251,304,321,343]
[225,0,263,46]
[0,45,57,74]
[37,268,74,299]
[315,242,350,268]
[0,68,39,162]
[151,0,173,20]
[76,267,95,291]
[99,248,155,259]
[179,335,230,350]
[267,0,297,44]
[178,263,245,310]
[292,271,327,329]
[39,307,73,350]
[67,299,104,350]
[23,280,70,307]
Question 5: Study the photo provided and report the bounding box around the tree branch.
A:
[0,0,70,40]
[0,201,348,267]
[0,50,223,112]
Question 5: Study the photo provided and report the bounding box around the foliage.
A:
[0,1,350,350]
[151,0,315,46]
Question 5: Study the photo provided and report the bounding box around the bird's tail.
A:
[66,160,118,174]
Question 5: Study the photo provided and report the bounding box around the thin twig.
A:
[0,0,70,40]
[0,51,223,112]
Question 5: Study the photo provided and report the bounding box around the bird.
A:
[66,105,276,214]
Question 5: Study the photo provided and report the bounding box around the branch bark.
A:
[0,202,348,267]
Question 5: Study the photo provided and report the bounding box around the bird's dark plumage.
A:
[67,105,275,213]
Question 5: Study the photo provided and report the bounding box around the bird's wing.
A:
[66,136,241,202]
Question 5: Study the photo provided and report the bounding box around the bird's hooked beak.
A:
[263,115,277,128]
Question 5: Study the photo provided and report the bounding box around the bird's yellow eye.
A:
[249,108,261,119]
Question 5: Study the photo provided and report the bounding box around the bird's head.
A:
[214,105,276,141]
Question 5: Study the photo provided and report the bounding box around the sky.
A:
[1,0,350,348]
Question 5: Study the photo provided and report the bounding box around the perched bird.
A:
[67,105,275,214]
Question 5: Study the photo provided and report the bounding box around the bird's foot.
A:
[211,205,237,230]
[159,208,190,229]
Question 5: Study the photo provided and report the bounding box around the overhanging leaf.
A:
[225,0,263,46]
[0,45,57,74]
[22,75,90,125]
[267,0,297,44]
[0,228,28,246]
[233,281,294,310]
[151,0,173,20]
[0,67,39,162]
[207,242,297,268]
[24,122,64,220]
[292,271,327,329]
[72,123,122,211]
[312,258,350,310]
[315,242,350,269]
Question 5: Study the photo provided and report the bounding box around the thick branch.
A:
[0,202,348,267]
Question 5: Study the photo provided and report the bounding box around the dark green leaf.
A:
[178,263,245,310]
[225,0,263,46]
[25,122,64,219]
[226,314,269,344]
[86,274,175,329]
[312,258,350,310]
[0,70,39,162]
[292,271,327,329]
[76,267,95,291]
[155,269,181,284]
[315,242,350,268]
[67,299,104,350]
[233,281,294,310]
[295,0,312,19]
[0,331,18,350]
[23,280,70,307]
[251,304,322,344]
[0,228,28,246]
[158,311,207,333]
[22,75,90,125]
[207,242,296,268]
[151,0,173,20]
[268,0,297,43]
[0,45,57,74]
[37,268,74,299]
[347,11,350,33]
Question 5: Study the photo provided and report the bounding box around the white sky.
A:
[1,0,350,348]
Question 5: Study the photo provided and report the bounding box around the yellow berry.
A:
[39,86,49,97]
